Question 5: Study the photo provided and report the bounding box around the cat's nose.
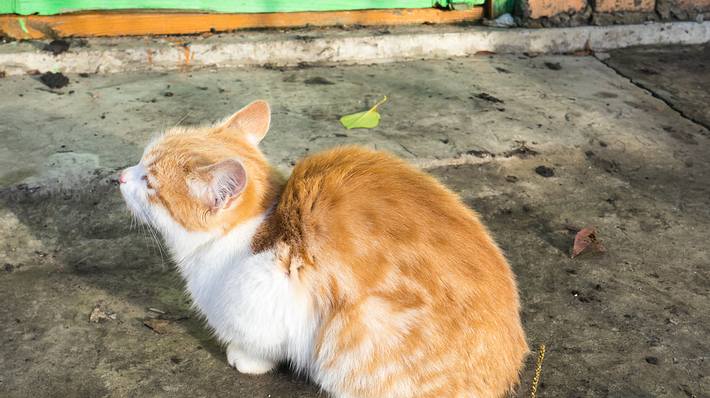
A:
[119,171,127,184]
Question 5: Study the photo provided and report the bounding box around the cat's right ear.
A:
[189,159,247,210]
[220,100,271,145]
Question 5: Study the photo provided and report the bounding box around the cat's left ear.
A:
[189,159,247,210]
[221,100,271,145]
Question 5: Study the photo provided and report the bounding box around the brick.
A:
[527,0,587,18]
[594,0,655,12]
[672,0,710,10]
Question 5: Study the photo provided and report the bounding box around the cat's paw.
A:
[226,343,276,375]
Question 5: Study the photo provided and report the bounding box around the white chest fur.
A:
[158,213,317,371]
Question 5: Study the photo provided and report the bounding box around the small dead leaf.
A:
[571,227,605,258]
[89,305,116,323]
[143,318,171,334]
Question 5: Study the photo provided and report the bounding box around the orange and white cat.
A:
[119,100,528,397]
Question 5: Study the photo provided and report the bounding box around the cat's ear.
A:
[221,100,271,145]
[189,159,247,210]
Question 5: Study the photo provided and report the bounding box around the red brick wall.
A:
[524,0,710,19]
[671,0,710,9]
[595,0,655,13]
[526,0,586,18]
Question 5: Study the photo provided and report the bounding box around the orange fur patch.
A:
[144,124,282,233]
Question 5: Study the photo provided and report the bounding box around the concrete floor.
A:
[0,45,708,398]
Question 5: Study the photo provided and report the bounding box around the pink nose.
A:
[119,172,127,184]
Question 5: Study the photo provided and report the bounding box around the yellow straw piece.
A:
[530,344,546,398]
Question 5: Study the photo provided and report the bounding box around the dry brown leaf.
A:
[571,227,605,258]
[143,318,171,334]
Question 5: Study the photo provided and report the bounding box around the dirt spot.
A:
[570,289,600,303]
[623,100,660,113]
[545,62,562,70]
[661,126,697,145]
[43,39,70,55]
[585,151,620,173]
[39,72,69,89]
[644,356,659,365]
[594,91,619,98]
[304,77,334,85]
[291,35,317,43]
[534,165,555,177]
[471,93,504,104]
[503,141,538,158]
[638,67,659,75]
[465,149,495,158]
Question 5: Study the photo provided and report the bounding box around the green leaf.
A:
[340,96,387,130]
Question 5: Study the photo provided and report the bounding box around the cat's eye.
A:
[141,174,153,190]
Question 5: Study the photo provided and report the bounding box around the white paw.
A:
[226,343,276,375]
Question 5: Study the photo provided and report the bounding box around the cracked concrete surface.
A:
[603,44,710,130]
[1,45,709,397]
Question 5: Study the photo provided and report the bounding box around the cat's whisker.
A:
[129,211,137,231]
[148,222,170,270]
[138,221,151,246]
[143,217,168,269]
[131,207,161,263]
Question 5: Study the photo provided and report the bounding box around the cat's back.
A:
[275,146,528,398]
[281,145,501,268]
[283,145,469,230]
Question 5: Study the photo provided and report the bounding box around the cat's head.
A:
[119,100,274,238]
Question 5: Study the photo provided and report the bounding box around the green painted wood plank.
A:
[7,0,482,16]
[13,1,423,15]
[0,1,16,13]
[9,0,426,15]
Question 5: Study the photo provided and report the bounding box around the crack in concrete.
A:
[595,54,710,132]
[414,154,498,170]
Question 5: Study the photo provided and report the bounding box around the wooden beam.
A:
[0,8,483,40]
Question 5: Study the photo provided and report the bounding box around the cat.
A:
[119,100,528,397]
